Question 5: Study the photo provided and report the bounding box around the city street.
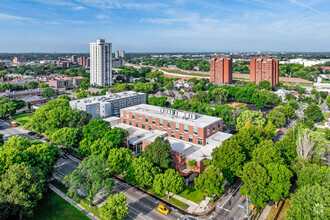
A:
[0,120,39,141]
[209,181,252,220]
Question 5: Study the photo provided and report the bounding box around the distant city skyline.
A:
[0,0,329,53]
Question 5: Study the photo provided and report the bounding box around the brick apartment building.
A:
[118,104,231,175]
[250,56,279,87]
[209,56,233,84]
[44,75,84,88]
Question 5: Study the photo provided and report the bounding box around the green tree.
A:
[153,169,185,199]
[30,99,72,133]
[0,163,45,220]
[296,164,329,189]
[58,94,71,101]
[77,91,88,99]
[38,83,49,88]
[252,140,284,166]
[148,96,170,107]
[108,148,133,175]
[28,81,39,89]
[69,109,92,128]
[195,165,224,197]
[82,119,110,142]
[266,110,286,128]
[212,87,229,104]
[193,91,208,103]
[287,184,330,220]
[240,161,269,208]
[288,100,299,110]
[63,155,115,206]
[303,104,323,122]
[236,110,266,130]
[211,138,246,176]
[50,127,81,148]
[251,93,267,109]
[259,80,272,90]
[126,157,161,187]
[142,137,172,169]
[326,96,330,108]
[266,163,292,207]
[325,128,330,140]
[187,160,196,169]
[42,87,57,100]
[99,193,129,220]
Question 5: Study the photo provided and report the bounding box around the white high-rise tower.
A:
[90,38,112,86]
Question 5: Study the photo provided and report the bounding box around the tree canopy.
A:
[99,193,129,220]
[142,137,173,169]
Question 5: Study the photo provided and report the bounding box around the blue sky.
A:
[0,0,329,53]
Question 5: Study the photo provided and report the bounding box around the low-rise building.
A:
[118,104,232,175]
[0,88,59,99]
[69,91,147,119]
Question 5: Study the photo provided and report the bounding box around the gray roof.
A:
[121,104,222,128]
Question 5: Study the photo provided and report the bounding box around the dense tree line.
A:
[0,97,25,118]
[0,136,60,219]
[0,83,27,92]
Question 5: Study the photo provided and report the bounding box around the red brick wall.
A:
[210,56,233,84]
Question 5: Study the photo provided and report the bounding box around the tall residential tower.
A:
[209,56,232,84]
[90,38,112,86]
[250,56,279,87]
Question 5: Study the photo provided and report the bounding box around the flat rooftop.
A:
[70,91,145,105]
[114,123,167,146]
[19,96,47,102]
[122,104,221,128]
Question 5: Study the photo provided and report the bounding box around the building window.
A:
[132,114,135,120]
[145,117,148,123]
[189,135,193,142]
[167,121,171,128]
[135,121,138,127]
[171,131,175,138]
[142,123,145,129]
[218,122,220,130]
[176,123,179,130]
[152,118,155,124]
[139,115,141,121]
[149,125,152,131]
[207,127,210,135]
[180,133,183,140]
[129,120,132,126]
[184,125,188,132]
[123,118,126,124]
[193,127,197,135]
[198,138,202,145]
[213,124,215,132]
[160,119,163,126]
[126,112,129,118]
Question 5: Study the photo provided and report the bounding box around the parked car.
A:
[28,131,36,136]
[35,134,43,139]
[0,126,4,130]
[157,205,169,215]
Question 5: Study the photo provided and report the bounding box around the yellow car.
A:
[157,205,169,215]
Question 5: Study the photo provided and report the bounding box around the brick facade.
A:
[250,56,279,87]
[210,56,232,84]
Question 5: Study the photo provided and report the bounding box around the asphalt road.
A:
[0,120,41,141]
[209,181,252,220]
[54,155,197,220]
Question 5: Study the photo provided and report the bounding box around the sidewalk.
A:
[49,184,100,220]
[168,192,212,214]
[259,205,272,220]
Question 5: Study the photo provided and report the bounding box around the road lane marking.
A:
[219,207,231,212]
[127,204,153,220]
[219,182,244,208]
[239,196,244,201]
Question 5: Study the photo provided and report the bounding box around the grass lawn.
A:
[50,180,103,219]
[176,186,205,204]
[168,197,189,210]
[13,114,33,125]
[266,198,292,220]
[315,127,325,133]
[30,190,89,220]
[317,123,325,126]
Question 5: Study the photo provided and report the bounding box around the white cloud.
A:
[0,13,33,21]
[96,14,109,19]
[73,5,86,10]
